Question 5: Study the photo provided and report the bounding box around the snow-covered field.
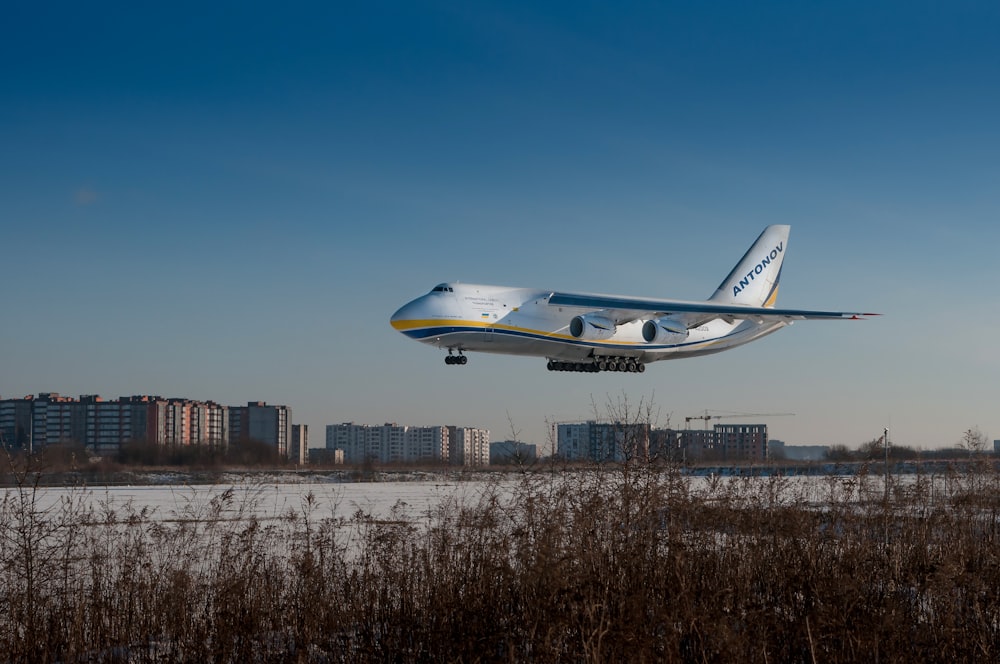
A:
[5,469,965,525]
[7,477,497,524]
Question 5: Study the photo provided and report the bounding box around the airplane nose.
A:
[389,305,406,329]
[390,299,422,331]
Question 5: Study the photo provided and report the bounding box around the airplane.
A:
[390,225,877,373]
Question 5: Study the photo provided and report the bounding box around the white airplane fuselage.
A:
[390,284,787,364]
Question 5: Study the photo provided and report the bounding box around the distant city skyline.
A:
[0,392,292,457]
[3,2,998,452]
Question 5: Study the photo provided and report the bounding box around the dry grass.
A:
[3,460,1000,662]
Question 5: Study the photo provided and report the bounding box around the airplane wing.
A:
[547,292,878,327]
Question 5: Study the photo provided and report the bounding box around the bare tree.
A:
[825,444,854,462]
[958,426,988,454]
[591,392,664,465]
[858,436,885,460]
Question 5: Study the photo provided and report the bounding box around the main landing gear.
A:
[546,357,645,373]
[445,351,468,365]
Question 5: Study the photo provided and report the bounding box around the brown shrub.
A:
[2,462,1000,661]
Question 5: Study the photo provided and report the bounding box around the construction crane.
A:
[683,411,794,429]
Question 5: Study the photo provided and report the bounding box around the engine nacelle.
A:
[642,317,690,344]
[570,314,616,340]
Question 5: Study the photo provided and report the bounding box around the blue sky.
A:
[2,1,998,452]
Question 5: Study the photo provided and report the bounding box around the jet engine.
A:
[642,317,690,344]
[570,314,616,340]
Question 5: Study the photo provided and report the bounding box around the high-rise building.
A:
[556,421,649,462]
[291,424,308,464]
[151,398,228,450]
[556,423,590,461]
[404,426,449,463]
[669,423,770,462]
[448,426,490,466]
[714,423,768,462]
[649,428,681,461]
[325,423,369,464]
[325,423,450,465]
[229,401,292,456]
[0,397,33,449]
[31,393,83,447]
[83,395,138,455]
[371,423,406,464]
[676,429,718,461]
[326,422,478,465]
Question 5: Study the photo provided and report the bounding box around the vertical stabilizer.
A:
[709,225,790,307]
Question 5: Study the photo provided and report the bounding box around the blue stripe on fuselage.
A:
[399,324,748,351]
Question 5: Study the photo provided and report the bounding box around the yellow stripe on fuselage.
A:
[392,317,652,346]
[390,318,490,332]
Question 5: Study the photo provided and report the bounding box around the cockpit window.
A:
[431,284,454,293]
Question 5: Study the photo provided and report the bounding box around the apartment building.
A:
[556,419,769,464]
[291,424,308,464]
[325,422,369,464]
[229,401,292,457]
[325,422,483,466]
[32,393,83,447]
[556,421,650,462]
[714,423,768,462]
[404,426,449,463]
[0,398,32,448]
[1,394,230,454]
[448,426,490,466]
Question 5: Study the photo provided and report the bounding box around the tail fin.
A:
[708,225,790,307]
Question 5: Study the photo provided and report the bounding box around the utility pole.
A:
[883,426,890,551]
[883,427,889,503]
